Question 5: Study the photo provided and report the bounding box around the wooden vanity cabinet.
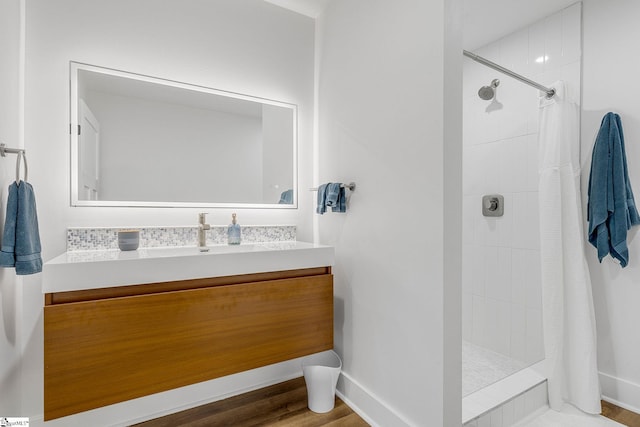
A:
[44,267,333,421]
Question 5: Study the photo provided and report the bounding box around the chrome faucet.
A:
[198,212,210,252]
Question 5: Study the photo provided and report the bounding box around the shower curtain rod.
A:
[463,50,555,99]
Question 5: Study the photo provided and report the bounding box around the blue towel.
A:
[317,182,346,214]
[0,182,18,267]
[325,183,341,208]
[278,189,293,204]
[331,185,346,213]
[0,182,42,275]
[316,183,329,214]
[587,112,640,267]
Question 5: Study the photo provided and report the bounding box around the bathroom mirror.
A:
[70,62,297,208]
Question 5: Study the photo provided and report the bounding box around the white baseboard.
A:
[600,371,640,414]
[336,371,415,427]
[26,415,44,426]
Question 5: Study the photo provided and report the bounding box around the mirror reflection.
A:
[70,62,297,208]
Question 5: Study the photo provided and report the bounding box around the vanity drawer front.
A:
[44,273,333,421]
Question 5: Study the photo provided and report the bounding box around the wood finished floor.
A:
[602,400,640,427]
[133,378,640,427]
[132,377,369,427]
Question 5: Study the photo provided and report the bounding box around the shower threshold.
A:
[462,341,546,424]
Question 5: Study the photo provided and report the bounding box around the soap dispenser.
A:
[227,213,241,245]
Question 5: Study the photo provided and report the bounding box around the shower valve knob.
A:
[482,194,504,217]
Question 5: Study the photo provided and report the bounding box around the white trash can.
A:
[302,350,342,413]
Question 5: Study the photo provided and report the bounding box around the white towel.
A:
[538,81,601,414]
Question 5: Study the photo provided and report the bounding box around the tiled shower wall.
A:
[462,3,581,366]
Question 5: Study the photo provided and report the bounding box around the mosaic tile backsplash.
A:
[67,225,296,251]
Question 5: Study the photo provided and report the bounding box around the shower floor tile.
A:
[463,340,528,396]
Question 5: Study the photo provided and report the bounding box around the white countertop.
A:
[43,241,334,294]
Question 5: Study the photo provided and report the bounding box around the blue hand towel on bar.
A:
[0,182,19,267]
[316,183,329,214]
[325,183,341,208]
[0,181,42,275]
[336,186,346,212]
[317,183,347,214]
[587,112,640,267]
[328,184,346,213]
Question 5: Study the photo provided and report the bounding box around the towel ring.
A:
[16,150,28,183]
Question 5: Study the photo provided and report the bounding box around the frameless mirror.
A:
[70,62,297,208]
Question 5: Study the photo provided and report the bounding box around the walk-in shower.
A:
[462,44,551,398]
[461,3,583,425]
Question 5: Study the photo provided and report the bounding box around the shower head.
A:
[478,79,500,100]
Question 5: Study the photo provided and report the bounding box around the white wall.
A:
[0,0,22,416]
[19,0,314,424]
[26,0,313,243]
[462,3,581,367]
[317,0,461,425]
[582,0,640,413]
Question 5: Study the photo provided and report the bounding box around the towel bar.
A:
[0,143,28,182]
[0,143,25,157]
[309,182,356,192]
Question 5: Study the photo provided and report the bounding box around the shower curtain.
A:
[538,81,601,414]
